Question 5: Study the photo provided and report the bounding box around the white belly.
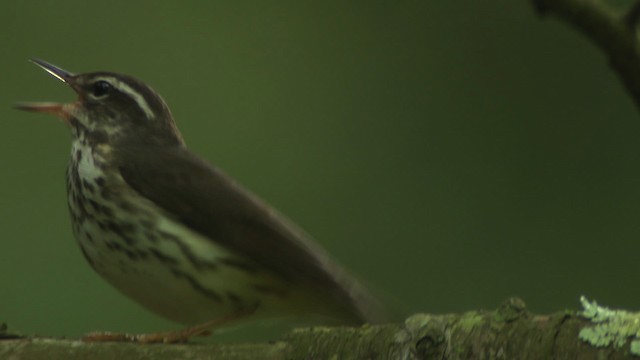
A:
[67,141,297,325]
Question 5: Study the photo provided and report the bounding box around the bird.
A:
[15,59,383,343]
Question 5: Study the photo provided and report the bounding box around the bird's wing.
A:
[114,145,379,323]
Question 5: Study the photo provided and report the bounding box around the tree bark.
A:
[1,297,639,359]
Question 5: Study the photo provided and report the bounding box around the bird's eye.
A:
[91,81,112,98]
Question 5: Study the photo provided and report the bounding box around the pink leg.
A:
[82,309,255,344]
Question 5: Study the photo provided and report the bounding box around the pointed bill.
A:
[14,59,77,121]
[29,58,73,83]
[13,102,69,119]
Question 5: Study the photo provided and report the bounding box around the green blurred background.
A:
[1,0,638,342]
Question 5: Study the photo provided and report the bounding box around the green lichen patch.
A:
[578,296,640,355]
[494,297,527,323]
[457,312,484,333]
[403,313,433,334]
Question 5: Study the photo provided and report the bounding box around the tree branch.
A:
[1,298,639,359]
[532,0,640,112]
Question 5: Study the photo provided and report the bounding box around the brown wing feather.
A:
[114,145,381,324]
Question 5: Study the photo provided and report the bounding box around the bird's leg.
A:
[81,308,256,344]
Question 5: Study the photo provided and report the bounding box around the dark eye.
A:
[91,81,112,97]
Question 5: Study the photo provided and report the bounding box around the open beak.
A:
[14,59,76,121]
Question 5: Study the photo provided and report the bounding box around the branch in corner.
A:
[625,0,640,29]
[532,0,640,112]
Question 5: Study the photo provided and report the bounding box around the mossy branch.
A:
[1,298,639,359]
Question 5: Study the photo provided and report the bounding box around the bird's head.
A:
[16,59,184,147]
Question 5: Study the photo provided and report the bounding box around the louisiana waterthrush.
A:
[16,59,381,343]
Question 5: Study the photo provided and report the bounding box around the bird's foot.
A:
[81,309,254,344]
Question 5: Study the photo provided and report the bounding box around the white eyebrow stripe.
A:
[94,76,155,120]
